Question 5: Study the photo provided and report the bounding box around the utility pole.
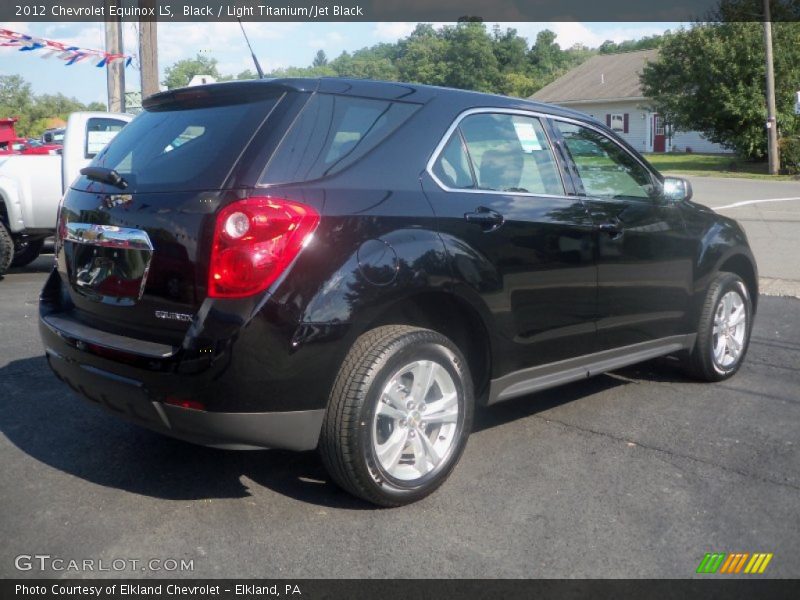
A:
[763,0,779,174]
[104,0,125,112]
[138,0,159,98]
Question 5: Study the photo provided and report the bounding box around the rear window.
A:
[81,97,279,193]
[260,93,419,184]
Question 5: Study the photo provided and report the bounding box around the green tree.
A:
[162,54,222,89]
[1,75,107,137]
[0,75,35,134]
[312,50,328,67]
[492,26,530,74]
[641,22,800,158]
[598,35,663,54]
[331,47,400,81]
[235,69,258,81]
[396,24,450,86]
[496,72,539,98]
[440,21,500,93]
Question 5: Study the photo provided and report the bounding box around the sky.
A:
[0,21,679,105]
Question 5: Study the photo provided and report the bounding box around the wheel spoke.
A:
[410,360,438,404]
[424,392,458,424]
[409,434,430,476]
[377,401,406,420]
[713,336,726,362]
[377,428,408,470]
[418,430,441,467]
[382,383,407,409]
[728,335,742,353]
[729,307,746,327]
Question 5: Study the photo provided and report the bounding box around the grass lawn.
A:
[643,153,798,181]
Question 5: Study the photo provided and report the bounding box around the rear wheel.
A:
[0,222,13,276]
[320,325,473,507]
[683,272,752,381]
[10,237,44,268]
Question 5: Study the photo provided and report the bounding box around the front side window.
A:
[555,121,658,201]
[434,112,564,196]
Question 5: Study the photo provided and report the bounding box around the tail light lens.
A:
[208,196,319,298]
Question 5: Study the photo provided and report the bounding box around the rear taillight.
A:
[208,196,320,298]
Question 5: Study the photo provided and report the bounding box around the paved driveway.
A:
[0,257,798,578]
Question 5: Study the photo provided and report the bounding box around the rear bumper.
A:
[45,347,325,450]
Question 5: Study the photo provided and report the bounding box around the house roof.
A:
[531,49,658,104]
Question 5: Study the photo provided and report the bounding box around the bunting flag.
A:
[0,29,133,68]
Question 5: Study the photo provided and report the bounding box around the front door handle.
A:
[465,207,505,231]
[598,221,623,239]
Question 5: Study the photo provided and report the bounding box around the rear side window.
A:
[84,97,279,193]
[431,132,474,189]
[260,93,419,184]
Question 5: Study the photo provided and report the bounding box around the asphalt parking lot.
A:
[1,250,799,579]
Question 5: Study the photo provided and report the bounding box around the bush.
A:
[779,136,800,174]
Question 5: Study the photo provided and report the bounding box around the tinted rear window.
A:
[79,96,279,193]
[260,93,419,184]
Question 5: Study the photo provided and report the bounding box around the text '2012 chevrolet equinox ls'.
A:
[40,79,758,506]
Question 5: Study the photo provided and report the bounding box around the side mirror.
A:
[662,176,692,203]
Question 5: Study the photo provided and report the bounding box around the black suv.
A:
[40,79,757,506]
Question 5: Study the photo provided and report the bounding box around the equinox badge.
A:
[155,310,193,322]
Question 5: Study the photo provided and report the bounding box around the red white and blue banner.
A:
[0,28,133,67]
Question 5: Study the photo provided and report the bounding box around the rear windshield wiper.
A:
[80,166,128,190]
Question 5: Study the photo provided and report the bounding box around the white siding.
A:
[552,100,733,154]
[670,130,729,154]
[563,101,651,153]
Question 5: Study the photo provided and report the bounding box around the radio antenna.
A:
[237,18,264,79]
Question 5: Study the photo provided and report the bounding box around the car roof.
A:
[146,77,598,125]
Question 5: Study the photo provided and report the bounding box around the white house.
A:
[531,49,730,154]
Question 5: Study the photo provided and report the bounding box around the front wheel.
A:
[320,325,473,507]
[0,222,13,276]
[683,272,753,381]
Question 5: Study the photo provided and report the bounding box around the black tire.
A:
[320,325,474,507]
[683,272,753,382]
[0,221,14,276]
[10,237,44,268]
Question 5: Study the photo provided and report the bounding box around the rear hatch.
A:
[54,84,295,345]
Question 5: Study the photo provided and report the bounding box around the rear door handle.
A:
[465,208,504,231]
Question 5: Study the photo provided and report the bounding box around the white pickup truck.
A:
[0,111,132,274]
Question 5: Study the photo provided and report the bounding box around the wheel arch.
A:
[362,290,493,401]
[718,252,758,313]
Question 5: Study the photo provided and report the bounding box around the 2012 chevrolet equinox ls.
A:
[40,79,757,506]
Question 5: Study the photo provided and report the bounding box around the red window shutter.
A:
[606,114,611,127]
[623,114,629,133]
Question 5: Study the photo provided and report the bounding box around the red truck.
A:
[0,117,62,155]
